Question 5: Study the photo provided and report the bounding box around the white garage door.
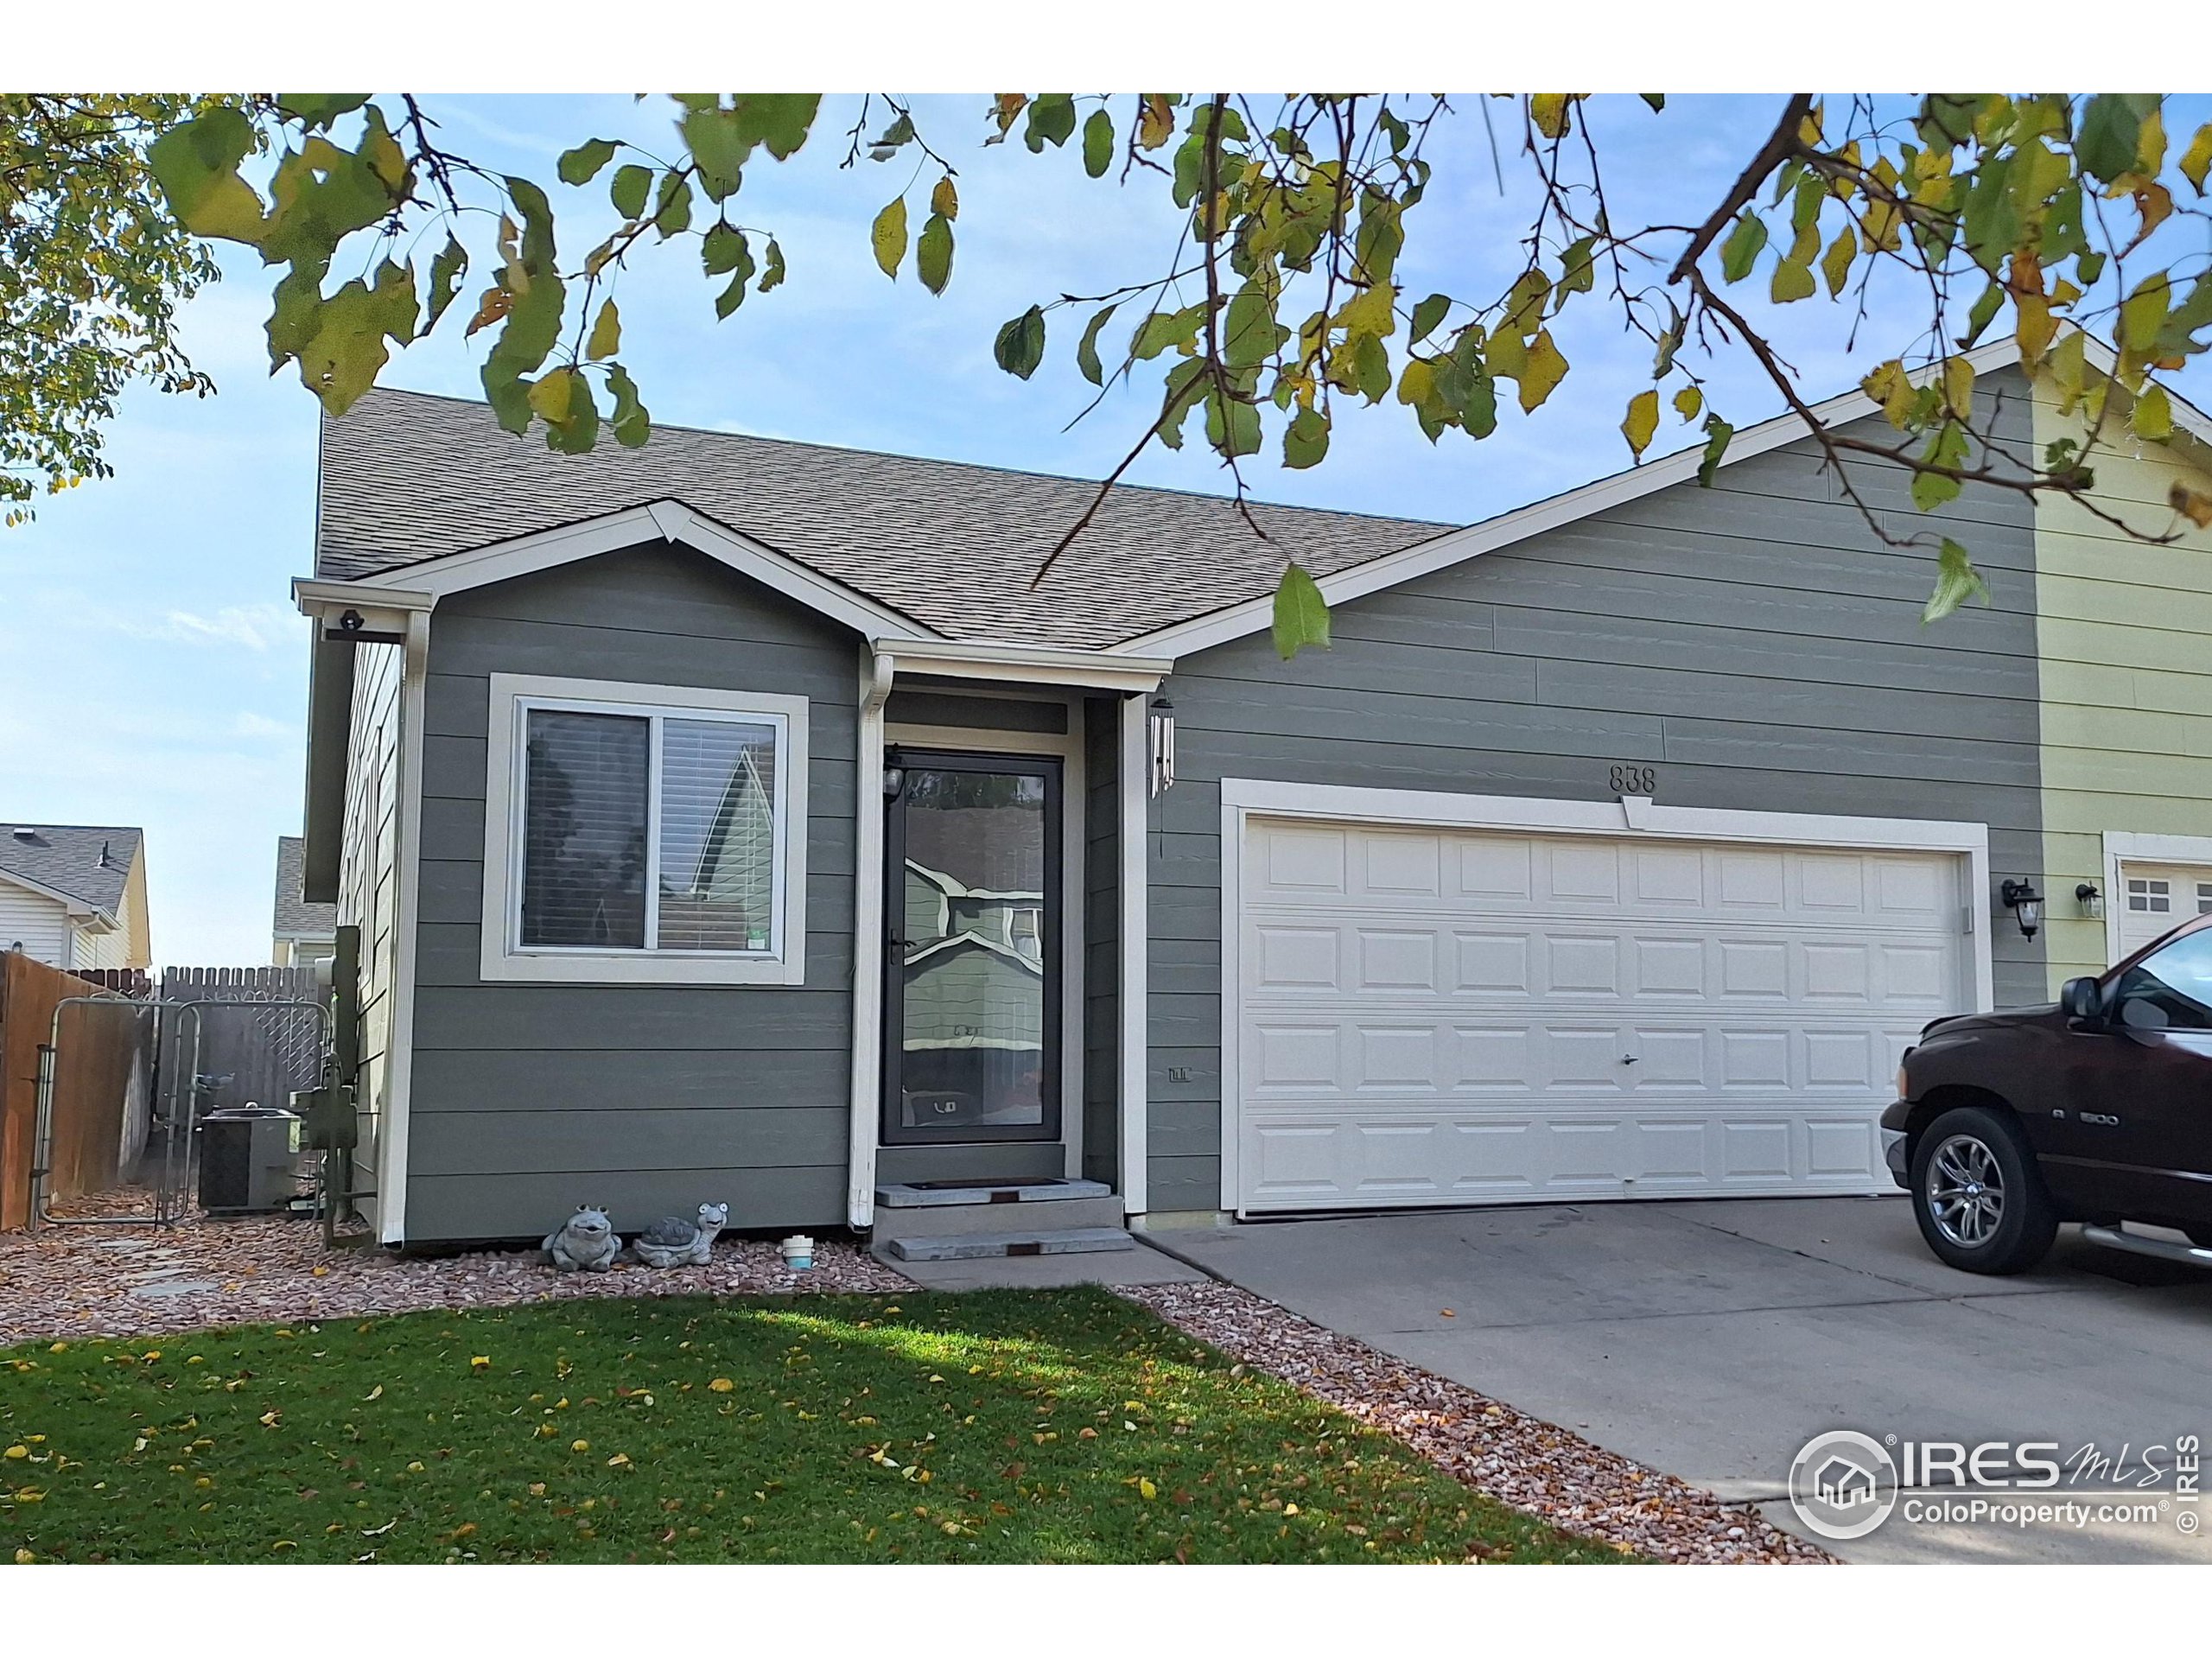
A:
[1233,816,1970,1213]
[2113,862,2212,961]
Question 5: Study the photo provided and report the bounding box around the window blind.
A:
[520,709,649,948]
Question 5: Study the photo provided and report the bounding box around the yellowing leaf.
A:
[1621,389,1659,458]
[586,300,620,362]
[1942,357,1975,420]
[2169,481,2212,528]
[527,368,575,424]
[1139,1477,1158,1500]
[1821,228,1856,297]
[871,195,908,279]
[2134,383,2174,442]
[3,1446,26,1460]
[607,1452,632,1469]
[571,1440,590,1452]
[2183,123,2212,194]
[1529,94,1579,140]
[1516,328,1568,413]
[1674,385,1703,423]
[1770,258,1815,304]
[364,1384,384,1402]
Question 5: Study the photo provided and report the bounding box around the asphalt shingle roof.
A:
[272,836,337,938]
[0,824,139,917]
[315,388,1453,650]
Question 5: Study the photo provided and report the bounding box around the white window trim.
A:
[480,672,810,986]
[1216,779,1996,1217]
[2101,831,2212,967]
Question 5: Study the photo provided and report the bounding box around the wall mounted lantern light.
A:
[2075,881,2104,920]
[1148,696,1176,797]
[2000,879,2044,939]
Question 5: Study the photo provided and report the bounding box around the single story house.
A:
[271,835,340,967]
[0,824,150,972]
[290,329,2212,1249]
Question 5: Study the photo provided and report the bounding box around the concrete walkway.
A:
[1158,1196,2212,1563]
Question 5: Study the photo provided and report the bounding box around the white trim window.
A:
[480,674,810,985]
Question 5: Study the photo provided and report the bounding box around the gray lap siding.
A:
[1144,416,2045,1215]
[403,543,858,1244]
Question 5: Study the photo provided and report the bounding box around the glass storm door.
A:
[882,751,1061,1145]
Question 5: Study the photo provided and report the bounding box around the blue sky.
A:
[6,92,2209,963]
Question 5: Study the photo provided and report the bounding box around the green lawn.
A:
[1,1287,1621,1564]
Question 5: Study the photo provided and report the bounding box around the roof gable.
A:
[0,824,139,918]
[317,389,1447,651]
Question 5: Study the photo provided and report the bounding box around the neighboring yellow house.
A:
[2032,345,2212,991]
[0,823,151,970]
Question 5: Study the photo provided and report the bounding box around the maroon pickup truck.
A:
[1885,913,2212,1274]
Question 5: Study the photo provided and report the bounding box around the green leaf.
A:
[2075,92,2158,185]
[1640,94,1666,112]
[276,95,370,130]
[725,94,821,160]
[481,175,565,435]
[1026,94,1077,152]
[1695,414,1734,487]
[1719,213,1768,283]
[1821,227,1855,296]
[148,107,266,243]
[1961,283,2004,346]
[609,164,652,221]
[917,213,954,295]
[2120,272,2171,353]
[1272,563,1332,660]
[652,174,693,237]
[1409,293,1451,345]
[1912,421,1971,511]
[759,238,785,293]
[702,223,751,276]
[1770,257,1815,303]
[1923,537,1990,624]
[423,236,468,332]
[605,364,651,448]
[872,196,908,278]
[1283,405,1330,470]
[1077,302,1118,386]
[681,108,753,194]
[586,297,620,361]
[1083,109,1114,179]
[1621,389,1659,458]
[994,305,1046,378]
[287,259,418,416]
[558,139,620,187]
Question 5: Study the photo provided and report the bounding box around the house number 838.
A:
[1609,763,1656,795]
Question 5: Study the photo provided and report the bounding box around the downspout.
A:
[846,648,895,1230]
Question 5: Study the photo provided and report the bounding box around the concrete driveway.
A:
[1157,1196,2212,1563]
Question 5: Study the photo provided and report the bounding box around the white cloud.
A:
[121,601,303,652]
[232,711,296,740]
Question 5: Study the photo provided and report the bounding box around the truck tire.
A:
[1909,1106,2059,1275]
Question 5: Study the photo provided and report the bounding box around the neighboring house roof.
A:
[273,836,338,939]
[0,824,138,920]
[315,387,1451,651]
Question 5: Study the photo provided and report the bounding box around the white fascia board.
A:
[1111,334,2047,661]
[877,636,1171,692]
[292,581,437,633]
[2103,830,2212,863]
[338,500,938,644]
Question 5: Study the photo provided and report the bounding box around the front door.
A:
[882,750,1062,1146]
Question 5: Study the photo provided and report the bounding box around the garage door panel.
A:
[1236,815,1966,1212]
[1240,1104,1890,1206]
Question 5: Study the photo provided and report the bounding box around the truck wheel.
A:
[1910,1106,2059,1275]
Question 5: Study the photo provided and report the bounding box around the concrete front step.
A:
[885,1227,1137,1262]
[877,1193,1126,1240]
[875,1179,1112,1208]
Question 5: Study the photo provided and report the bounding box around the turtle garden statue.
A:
[541,1204,621,1273]
[627,1201,729,1269]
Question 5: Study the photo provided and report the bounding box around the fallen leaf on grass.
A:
[363,1385,383,1402]
[1139,1478,1158,1500]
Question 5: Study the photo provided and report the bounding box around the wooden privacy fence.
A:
[156,965,327,1120]
[0,951,153,1230]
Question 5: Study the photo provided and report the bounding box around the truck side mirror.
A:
[2061,976,2105,1024]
